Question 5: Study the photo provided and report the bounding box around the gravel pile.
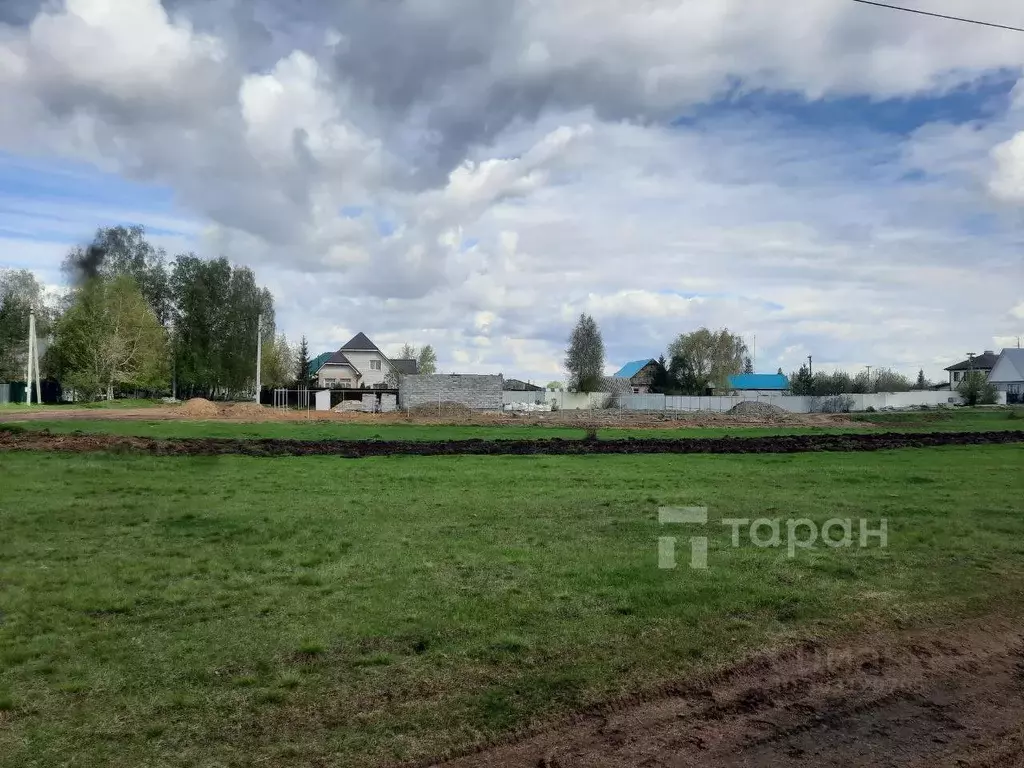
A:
[333,401,367,413]
[727,401,788,418]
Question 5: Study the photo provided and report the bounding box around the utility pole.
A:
[865,365,873,393]
[31,310,41,405]
[807,355,813,377]
[25,310,34,404]
[255,313,263,404]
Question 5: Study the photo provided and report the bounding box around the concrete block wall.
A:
[380,393,397,412]
[400,374,504,410]
[362,393,377,411]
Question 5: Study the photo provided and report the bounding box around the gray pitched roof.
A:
[503,378,544,391]
[341,332,381,352]
[989,349,1024,383]
[945,351,1000,372]
[390,358,418,375]
[321,350,360,375]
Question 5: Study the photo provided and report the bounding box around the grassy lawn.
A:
[0,399,164,413]
[1,445,1023,767]
[2,406,1022,442]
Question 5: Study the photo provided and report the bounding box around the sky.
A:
[1,0,1023,383]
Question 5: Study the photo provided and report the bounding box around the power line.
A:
[851,0,1024,33]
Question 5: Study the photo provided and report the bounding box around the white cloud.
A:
[989,132,1024,202]
[2,0,1024,381]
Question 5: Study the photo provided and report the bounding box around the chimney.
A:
[983,350,994,355]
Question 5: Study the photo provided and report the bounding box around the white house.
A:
[988,349,1024,405]
[944,350,999,388]
[312,332,417,389]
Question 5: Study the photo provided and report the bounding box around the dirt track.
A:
[0,403,864,430]
[425,619,1024,768]
[1,429,1022,457]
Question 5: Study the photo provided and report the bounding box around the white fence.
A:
[502,390,963,413]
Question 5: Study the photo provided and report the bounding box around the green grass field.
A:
[2,406,1022,442]
[2,444,1023,767]
[0,399,164,413]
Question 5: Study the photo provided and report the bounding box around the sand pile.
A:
[228,402,267,416]
[180,398,221,418]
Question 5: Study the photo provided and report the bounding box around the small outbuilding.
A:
[723,373,790,396]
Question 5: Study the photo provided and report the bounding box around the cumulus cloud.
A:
[1,0,1024,379]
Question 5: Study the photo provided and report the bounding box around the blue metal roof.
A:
[727,373,790,390]
[613,359,656,379]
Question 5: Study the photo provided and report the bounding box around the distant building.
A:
[988,349,1024,404]
[612,359,663,394]
[503,378,544,392]
[310,332,417,388]
[944,350,999,388]
[722,373,790,396]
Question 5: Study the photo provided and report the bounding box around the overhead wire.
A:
[851,0,1024,33]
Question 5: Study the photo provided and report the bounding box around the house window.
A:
[370,359,382,371]
[339,379,352,388]
[325,378,337,385]
[953,372,960,382]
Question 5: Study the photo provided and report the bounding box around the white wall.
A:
[502,390,969,413]
[314,390,331,411]
[340,351,391,387]
[317,363,357,388]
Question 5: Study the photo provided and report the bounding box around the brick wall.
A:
[400,374,503,410]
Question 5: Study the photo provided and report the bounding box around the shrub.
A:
[957,372,998,407]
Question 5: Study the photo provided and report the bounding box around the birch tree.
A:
[54,276,168,400]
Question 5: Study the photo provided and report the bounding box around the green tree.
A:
[262,334,295,389]
[957,371,998,406]
[0,269,57,381]
[915,369,929,390]
[296,336,311,386]
[565,314,604,392]
[789,364,814,395]
[667,328,747,391]
[417,345,438,375]
[651,354,671,393]
[398,343,417,361]
[52,275,168,400]
[668,354,701,395]
[170,256,274,398]
[743,356,754,374]
[64,226,172,326]
[546,381,564,391]
[873,368,911,393]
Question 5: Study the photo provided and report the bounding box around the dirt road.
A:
[427,619,1024,768]
[1,429,1022,457]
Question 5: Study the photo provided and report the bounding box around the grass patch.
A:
[0,446,1022,766]
[3,406,1022,442]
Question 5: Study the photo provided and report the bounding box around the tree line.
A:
[564,314,751,394]
[563,314,942,396]
[1,226,290,400]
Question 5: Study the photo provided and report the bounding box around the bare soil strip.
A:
[424,619,1024,768]
[0,429,1022,457]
